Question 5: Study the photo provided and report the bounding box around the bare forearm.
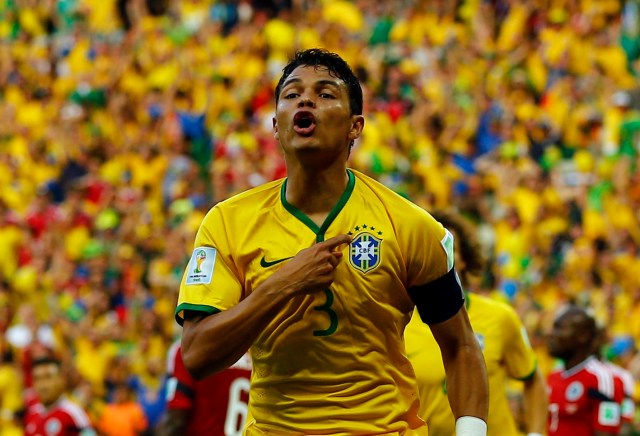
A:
[182,278,295,379]
[443,342,489,420]
[523,369,548,434]
[431,308,489,421]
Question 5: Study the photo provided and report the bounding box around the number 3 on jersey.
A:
[313,289,338,336]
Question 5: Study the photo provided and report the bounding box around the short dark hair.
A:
[275,48,363,116]
[32,356,62,371]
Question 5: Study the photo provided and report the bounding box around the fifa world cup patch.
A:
[348,223,382,273]
[186,247,217,285]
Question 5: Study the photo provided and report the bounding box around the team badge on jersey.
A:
[566,381,584,401]
[348,224,383,273]
[45,418,62,435]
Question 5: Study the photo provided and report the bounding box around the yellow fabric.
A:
[0,364,23,436]
[177,169,454,434]
[405,293,537,436]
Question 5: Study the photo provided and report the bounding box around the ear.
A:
[348,115,365,142]
[272,116,279,140]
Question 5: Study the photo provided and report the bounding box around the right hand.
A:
[271,234,352,295]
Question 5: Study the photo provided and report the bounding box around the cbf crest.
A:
[348,224,383,273]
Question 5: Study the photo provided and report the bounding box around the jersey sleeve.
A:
[501,305,537,380]
[166,348,196,410]
[403,208,464,324]
[405,209,454,287]
[175,205,243,325]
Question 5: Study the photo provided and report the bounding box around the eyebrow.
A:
[281,77,342,91]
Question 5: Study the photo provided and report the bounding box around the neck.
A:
[563,352,592,371]
[285,164,349,214]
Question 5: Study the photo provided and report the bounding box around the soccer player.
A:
[405,209,548,436]
[23,356,95,436]
[156,340,251,436]
[547,305,625,436]
[176,48,489,435]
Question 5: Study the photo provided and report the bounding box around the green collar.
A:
[281,169,355,243]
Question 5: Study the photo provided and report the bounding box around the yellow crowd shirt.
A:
[405,293,537,436]
[176,169,457,435]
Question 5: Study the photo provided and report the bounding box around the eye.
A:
[319,93,335,99]
[284,92,299,99]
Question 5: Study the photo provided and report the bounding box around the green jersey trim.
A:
[514,362,538,381]
[175,303,221,326]
[281,169,356,242]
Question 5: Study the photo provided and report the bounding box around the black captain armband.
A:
[408,267,465,325]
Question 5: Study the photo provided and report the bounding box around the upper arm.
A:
[404,210,465,325]
[175,207,243,325]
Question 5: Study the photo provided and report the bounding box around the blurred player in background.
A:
[405,209,548,436]
[547,305,625,436]
[177,48,488,435]
[23,356,95,436]
[594,325,637,435]
[156,340,251,436]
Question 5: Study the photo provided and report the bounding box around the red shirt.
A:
[24,394,94,436]
[604,361,636,423]
[547,356,624,435]
[166,343,252,435]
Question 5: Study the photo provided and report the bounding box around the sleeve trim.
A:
[515,362,538,381]
[175,303,221,326]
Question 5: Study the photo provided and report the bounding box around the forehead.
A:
[282,65,346,89]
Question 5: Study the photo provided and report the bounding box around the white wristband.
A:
[455,416,487,436]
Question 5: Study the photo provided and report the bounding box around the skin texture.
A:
[182,56,488,427]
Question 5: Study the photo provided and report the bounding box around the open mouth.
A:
[293,111,316,136]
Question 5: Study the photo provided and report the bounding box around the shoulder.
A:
[351,169,425,211]
[56,398,92,427]
[217,178,284,210]
[200,179,284,225]
[351,169,442,232]
[471,294,521,323]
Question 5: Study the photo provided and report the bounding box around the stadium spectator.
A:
[177,48,488,434]
[406,209,548,436]
[156,341,251,436]
[96,381,148,436]
[546,305,625,435]
[23,356,94,436]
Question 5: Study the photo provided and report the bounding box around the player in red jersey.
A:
[547,305,625,436]
[23,356,95,436]
[156,340,251,436]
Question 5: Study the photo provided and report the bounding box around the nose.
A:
[298,93,315,108]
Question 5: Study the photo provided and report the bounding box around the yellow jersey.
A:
[176,169,456,435]
[405,293,536,436]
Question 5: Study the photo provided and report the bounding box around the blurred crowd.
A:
[1,0,640,433]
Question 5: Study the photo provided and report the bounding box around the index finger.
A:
[319,234,352,250]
